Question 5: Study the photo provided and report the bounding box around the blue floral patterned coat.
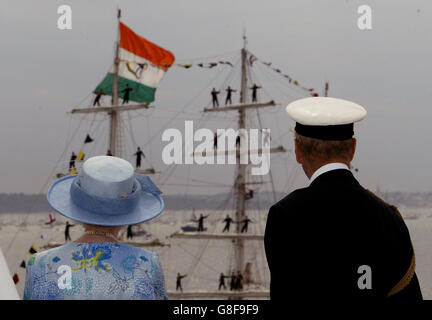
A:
[23,242,167,300]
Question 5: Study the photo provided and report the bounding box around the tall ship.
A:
[38,10,326,299]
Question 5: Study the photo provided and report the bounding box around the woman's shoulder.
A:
[71,242,159,260]
[27,243,76,266]
[27,242,160,270]
[114,242,159,260]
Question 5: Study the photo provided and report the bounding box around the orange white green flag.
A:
[94,22,175,104]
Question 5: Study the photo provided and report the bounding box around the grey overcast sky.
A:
[0,0,431,195]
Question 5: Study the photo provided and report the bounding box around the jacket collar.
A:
[309,163,349,184]
[309,167,357,188]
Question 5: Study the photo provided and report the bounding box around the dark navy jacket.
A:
[264,169,422,300]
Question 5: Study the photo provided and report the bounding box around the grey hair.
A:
[294,132,355,162]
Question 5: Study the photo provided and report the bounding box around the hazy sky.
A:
[0,0,431,196]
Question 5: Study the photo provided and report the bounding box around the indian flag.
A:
[94,22,175,104]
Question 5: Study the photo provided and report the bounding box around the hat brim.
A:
[47,175,164,226]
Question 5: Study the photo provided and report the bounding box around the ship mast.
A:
[109,9,121,156]
[234,35,248,273]
[71,9,150,159]
[169,35,286,299]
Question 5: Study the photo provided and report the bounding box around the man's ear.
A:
[294,138,303,164]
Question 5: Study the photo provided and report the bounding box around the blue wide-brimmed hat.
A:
[47,156,164,226]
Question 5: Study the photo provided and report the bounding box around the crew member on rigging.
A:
[121,84,133,105]
[214,133,218,151]
[225,86,236,105]
[240,216,253,233]
[235,271,243,291]
[218,272,230,290]
[176,273,187,292]
[236,134,241,149]
[222,214,234,232]
[134,147,145,168]
[64,221,75,242]
[229,272,237,291]
[211,88,220,108]
[126,225,134,240]
[245,189,254,200]
[250,83,261,102]
[69,152,77,172]
[93,89,104,106]
[197,213,209,232]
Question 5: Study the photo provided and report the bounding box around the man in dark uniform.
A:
[236,134,241,149]
[240,216,253,233]
[214,133,218,151]
[93,89,104,106]
[225,86,236,105]
[211,88,220,108]
[250,84,261,102]
[121,84,133,104]
[222,214,234,232]
[126,225,133,240]
[197,213,209,232]
[245,189,254,200]
[218,272,229,290]
[64,221,74,242]
[229,272,237,291]
[264,97,422,301]
[133,147,145,168]
[235,271,243,291]
[176,273,187,292]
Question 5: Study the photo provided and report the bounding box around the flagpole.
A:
[109,8,121,156]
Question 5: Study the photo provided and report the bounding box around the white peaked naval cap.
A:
[286,97,367,140]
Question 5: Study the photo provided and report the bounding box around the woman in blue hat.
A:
[23,156,167,300]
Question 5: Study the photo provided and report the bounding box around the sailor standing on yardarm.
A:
[225,86,236,105]
[264,97,422,300]
[250,83,261,102]
[222,215,234,232]
[134,147,145,168]
[64,221,74,242]
[176,273,187,292]
[211,88,220,108]
[121,84,133,104]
